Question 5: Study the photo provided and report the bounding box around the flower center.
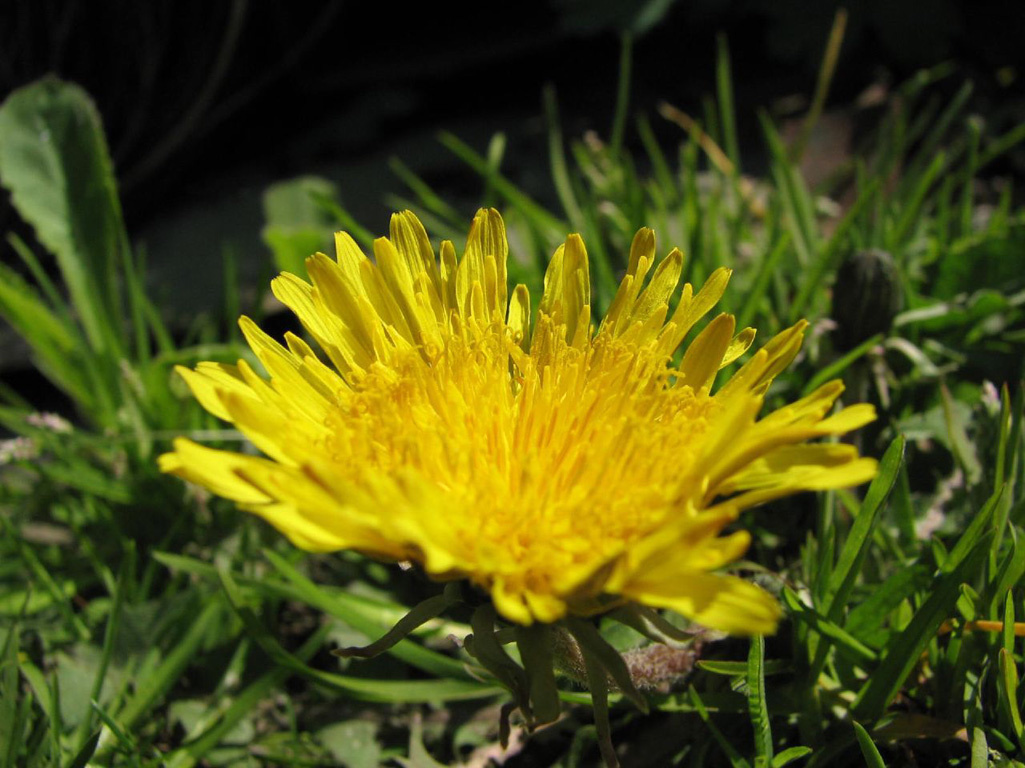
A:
[320,318,720,588]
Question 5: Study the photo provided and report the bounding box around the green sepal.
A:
[464,604,532,726]
[514,623,562,726]
[334,582,461,659]
[579,642,620,768]
[607,603,703,645]
[566,616,649,714]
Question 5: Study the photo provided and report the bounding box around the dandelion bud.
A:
[830,248,904,350]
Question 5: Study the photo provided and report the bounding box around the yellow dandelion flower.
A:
[160,209,876,635]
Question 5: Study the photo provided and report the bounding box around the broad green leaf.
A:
[261,176,339,274]
[317,720,383,768]
[0,77,124,355]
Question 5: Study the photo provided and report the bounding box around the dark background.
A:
[1,0,1024,324]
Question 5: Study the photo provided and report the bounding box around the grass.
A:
[1,29,1025,767]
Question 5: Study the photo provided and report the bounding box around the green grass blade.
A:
[852,722,885,768]
[789,178,880,322]
[947,485,1005,569]
[483,132,508,208]
[759,112,818,267]
[312,191,376,250]
[771,746,813,767]
[790,9,847,164]
[260,549,471,679]
[748,635,773,765]
[715,33,741,169]
[901,80,971,187]
[111,598,223,732]
[165,624,330,768]
[959,118,981,236]
[735,233,790,332]
[2,517,90,641]
[543,85,584,229]
[995,383,1019,489]
[439,131,566,235]
[698,660,791,677]
[16,661,58,760]
[6,232,66,312]
[978,121,1025,170]
[388,157,463,226]
[609,33,633,159]
[66,731,101,768]
[889,151,947,249]
[636,114,677,206]
[0,262,93,409]
[800,334,882,397]
[783,587,878,665]
[74,544,130,754]
[852,535,990,721]
[218,568,499,703]
[998,647,1025,752]
[688,687,751,768]
[821,436,905,617]
[843,564,931,645]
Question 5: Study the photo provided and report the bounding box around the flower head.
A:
[161,209,876,634]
